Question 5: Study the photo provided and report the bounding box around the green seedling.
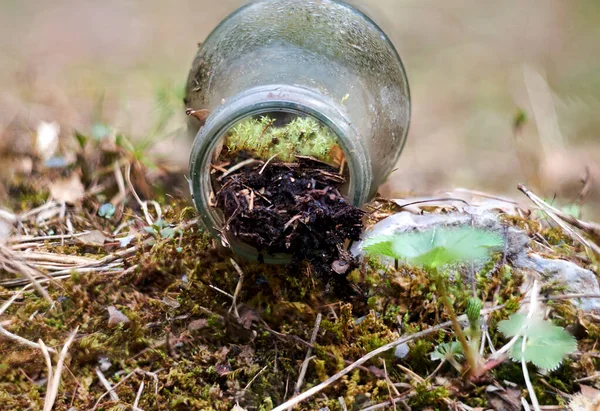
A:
[498,312,576,371]
[431,341,464,373]
[98,203,115,219]
[363,225,577,383]
[363,226,503,377]
[225,114,339,163]
[143,219,181,239]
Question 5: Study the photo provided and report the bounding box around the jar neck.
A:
[188,84,372,262]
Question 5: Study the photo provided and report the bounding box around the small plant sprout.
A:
[495,281,576,410]
[363,226,578,388]
[430,341,464,373]
[363,226,504,378]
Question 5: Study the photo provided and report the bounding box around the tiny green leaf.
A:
[497,313,528,337]
[91,123,112,140]
[431,341,463,362]
[466,297,483,324]
[361,236,395,259]
[160,227,175,239]
[74,130,89,149]
[364,226,503,269]
[499,314,577,371]
[143,226,157,235]
[153,219,167,230]
[98,203,115,219]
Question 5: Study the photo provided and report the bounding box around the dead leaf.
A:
[76,230,106,246]
[188,319,208,331]
[50,174,85,204]
[215,363,231,376]
[570,385,600,411]
[485,384,521,411]
[107,306,130,328]
[162,296,181,309]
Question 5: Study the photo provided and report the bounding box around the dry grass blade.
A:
[0,327,57,353]
[42,327,79,411]
[133,381,145,411]
[518,184,600,255]
[91,368,137,410]
[294,313,322,395]
[0,286,26,315]
[0,285,57,353]
[0,244,53,304]
[229,258,244,318]
[520,185,600,243]
[95,368,119,402]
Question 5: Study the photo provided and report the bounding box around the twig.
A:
[112,160,127,218]
[8,231,91,244]
[95,368,119,402]
[339,397,348,411]
[229,258,244,318]
[243,365,268,392]
[209,285,234,299]
[574,373,600,383]
[259,153,279,175]
[19,201,59,221]
[42,327,79,411]
[292,313,322,401]
[0,285,26,315]
[0,285,59,352]
[133,381,145,411]
[272,323,452,410]
[396,363,425,384]
[92,369,137,410]
[425,360,446,381]
[219,159,262,180]
[359,392,413,411]
[518,184,600,255]
[0,244,53,304]
[522,334,540,411]
[382,358,399,410]
[125,162,161,226]
[0,327,57,353]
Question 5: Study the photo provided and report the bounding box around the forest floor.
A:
[0,130,599,411]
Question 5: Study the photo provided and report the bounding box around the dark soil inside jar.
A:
[213,151,364,289]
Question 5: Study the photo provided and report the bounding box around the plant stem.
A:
[433,268,480,377]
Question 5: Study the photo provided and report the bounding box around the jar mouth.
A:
[189,85,371,263]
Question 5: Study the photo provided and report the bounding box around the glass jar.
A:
[186,0,410,262]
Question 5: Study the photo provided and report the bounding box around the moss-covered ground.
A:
[0,134,598,410]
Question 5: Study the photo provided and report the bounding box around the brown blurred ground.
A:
[1,0,599,215]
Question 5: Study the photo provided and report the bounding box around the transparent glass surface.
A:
[186,0,410,261]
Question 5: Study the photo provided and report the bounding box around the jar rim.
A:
[189,84,371,263]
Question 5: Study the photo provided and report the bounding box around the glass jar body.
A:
[186,0,410,261]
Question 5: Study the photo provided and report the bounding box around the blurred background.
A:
[1,0,599,216]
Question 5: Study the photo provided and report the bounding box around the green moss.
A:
[409,382,450,408]
[225,114,340,163]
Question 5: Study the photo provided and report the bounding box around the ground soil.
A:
[215,152,364,291]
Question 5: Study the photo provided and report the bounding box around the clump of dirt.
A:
[215,153,364,283]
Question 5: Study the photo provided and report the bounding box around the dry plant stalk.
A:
[40,327,79,411]
[0,244,53,304]
[518,184,600,255]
